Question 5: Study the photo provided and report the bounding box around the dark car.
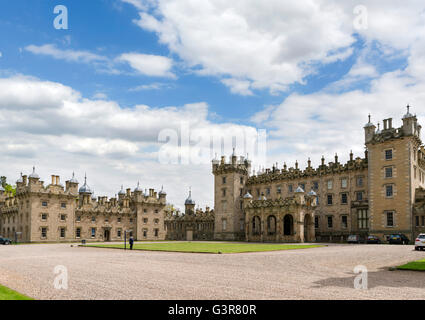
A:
[0,237,12,245]
[388,234,409,244]
[347,235,364,244]
[367,235,381,244]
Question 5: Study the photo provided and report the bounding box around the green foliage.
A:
[88,242,324,254]
[0,176,16,195]
[0,284,33,300]
[397,258,425,271]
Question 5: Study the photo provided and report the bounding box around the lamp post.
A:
[124,230,132,250]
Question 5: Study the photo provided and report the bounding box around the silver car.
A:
[415,233,425,251]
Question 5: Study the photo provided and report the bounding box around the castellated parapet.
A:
[0,169,167,242]
[213,106,425,243]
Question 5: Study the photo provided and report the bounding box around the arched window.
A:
[283,214,294,236]
[252,216,261,235]
[267,215,276,235]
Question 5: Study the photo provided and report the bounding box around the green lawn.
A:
[0,284,33,300]
[86,242,324,253]
[397,258,425,271]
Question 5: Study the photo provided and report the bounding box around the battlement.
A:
[364,106,422,145]
[212,151,252,175]
[246,152,367,186]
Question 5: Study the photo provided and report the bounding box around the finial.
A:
[407,104,410,113]
[84,173,87,184]
[368,114,371,123]
[232,147,235,156]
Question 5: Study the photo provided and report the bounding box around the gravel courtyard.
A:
[0,242,424,300]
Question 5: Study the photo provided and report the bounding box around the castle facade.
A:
[212,107,425,243]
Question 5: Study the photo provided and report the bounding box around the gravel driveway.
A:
[0,242,424,300]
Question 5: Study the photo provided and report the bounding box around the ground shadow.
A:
[311,267,425,289]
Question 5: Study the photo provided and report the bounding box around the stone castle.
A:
[1,106,425,243]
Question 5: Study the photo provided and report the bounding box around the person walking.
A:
[129,236,134,250]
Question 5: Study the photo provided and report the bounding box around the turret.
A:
[364,114,376,144]
[184,188,195,215]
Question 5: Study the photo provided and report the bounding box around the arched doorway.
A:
[104,229,110,241]
[304,214,311,242]
[283,214,293,236]
[252,216,261,235]
[267,215,276,235]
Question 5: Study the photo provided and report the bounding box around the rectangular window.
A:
[358,209,368,229]
[341,216,348,229]
[356,176,363,187]
[60,214,66,221]
[313,181,319,190]
[130,218,133,223]
[422,216,425,227]
[240,177,244,184]
[222,188,226,197]
[154,219,159,224]
[154,229,159,237]
[327,216,333,228]
[117,217,121,223]
[385,167,393,178]
[76,228,81,238]
[222,219,227,231]
[314,216,319,229]
[117,229,122,237]
[222,200,227,212]
[416,216,420,227]
[41,213,47,221]
[266,187,271,195]
[61,203,66,208]
[385,149,393,160]
[386,185,394,197]
[356,192,363,201]
[341,178,348,188]
[341,193,348,204]
[277,186,282,194]
[91,216,96,222]
[327,180,333,190]
[76,216,81,222]
[143,218,148,224]
[222,176,226,184]
[386,211,394,227]
[143,229,147,237]
[42,201,48,207]
[91,228,96,238]
[41,227,47,238]
[299,183,305,191]
[327,194,333,205]
[60,228,65,238]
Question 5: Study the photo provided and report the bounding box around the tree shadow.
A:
[311,267,425,289]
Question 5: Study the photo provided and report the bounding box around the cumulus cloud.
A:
[117,53,175,78]
[0,74,258,209]
[25,44,175,78]
[128,0,356,94]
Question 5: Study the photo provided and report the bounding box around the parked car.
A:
[367,235,381,244]
[347,235,364,244]
[0,237,12,245]
[415,233,425,251]
[388,234,409,244]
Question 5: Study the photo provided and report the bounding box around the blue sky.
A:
[0,0,424,208]
[0,0,385,122]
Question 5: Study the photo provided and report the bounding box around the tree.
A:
[1,176,16,196]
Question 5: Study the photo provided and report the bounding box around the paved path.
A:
[0,243,424,300]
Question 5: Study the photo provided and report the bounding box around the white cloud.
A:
[118,53,175,78]
[25,44,107,64]
[221,78,253,96]
[0,74,257,209]
[128,0,356,94]
[129,82,173,91]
